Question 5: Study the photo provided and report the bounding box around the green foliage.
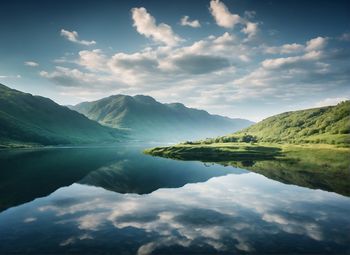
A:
[0,83,125,147]
[212,101,350,146]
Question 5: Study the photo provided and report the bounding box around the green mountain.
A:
[0,84,123,147]
[209,101,350,145]
[70,95,254,141]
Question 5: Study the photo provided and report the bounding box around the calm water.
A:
[0,145,350,254]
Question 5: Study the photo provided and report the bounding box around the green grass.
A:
[145,142,350,196]
[197,101,350,146]
[145,142,283,161]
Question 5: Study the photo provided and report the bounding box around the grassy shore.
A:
[145,142,350,196]
[145,142,348,161]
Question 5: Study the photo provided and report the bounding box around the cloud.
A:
[39,66,115,88]
[262,50,323,70]
[314,97,349,107]
[241,22,258,38]
[15,170,349,255]
[265,43,304,54]
[78,49,107,71]
[305,36,327,52]
[42,16,350,120]
[60,29,96,46]
[209,0,242,28]
[209,0,258,40]
[108,51,159,85]
[24,61,39,67]
[180,16,201,28]
[265,36,328,55]
[171,54,230,74]
[131,7,182,46]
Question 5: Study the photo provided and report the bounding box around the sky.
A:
[0,0,349,121]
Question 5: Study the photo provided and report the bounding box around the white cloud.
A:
[209,0,242,29]
[262,50,323,69]
[305,36,327,52]
[79,49,107,71]
[24,61,39,67]
[241,22,258,38]
[209,0,259,40]
[108,50,159,85]
[21,170,348,255]
[180,16,201,28]
[60,29,96,46]
[39,66,116,88]
[131,7,182,46]
[265,43,304,54]
[314,97,349,107]
[42,18,350,121]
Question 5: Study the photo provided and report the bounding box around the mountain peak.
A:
[71,95,253,142]
[133,95,157,104]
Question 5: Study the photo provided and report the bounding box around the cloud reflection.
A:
[1,173,350,254]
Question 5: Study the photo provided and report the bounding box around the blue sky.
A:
[0,0,349,121]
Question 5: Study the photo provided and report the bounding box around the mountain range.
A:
[70,95,253,141]
[0,83,253,147]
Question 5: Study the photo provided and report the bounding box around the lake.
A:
[0,144,350,254]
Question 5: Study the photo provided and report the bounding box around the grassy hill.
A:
[146,102,350,173]
[205,101,350,146]
[0,84,124,147]
[70,95,253,142]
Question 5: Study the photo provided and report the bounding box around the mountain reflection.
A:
[0,145,240,212]
[1,173,349,254]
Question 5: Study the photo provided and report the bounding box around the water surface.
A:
[0,145,349,254]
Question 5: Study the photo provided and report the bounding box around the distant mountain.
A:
[216,101,350,145]
[0,84,123,147]
[70,95,254,141]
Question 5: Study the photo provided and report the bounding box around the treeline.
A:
[183,134,258,145]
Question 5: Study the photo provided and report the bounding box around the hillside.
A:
[0,84,123,147]
[70,95,253,141]
[207,101,350,145]
[145,102,350,172]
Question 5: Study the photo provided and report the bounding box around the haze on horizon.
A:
[0,0,349,121]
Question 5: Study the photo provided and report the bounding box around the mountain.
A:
[70,95,254,141]
[210,101,350,145]
[0,84,123,147]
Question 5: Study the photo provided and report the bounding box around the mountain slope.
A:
[0,84,123,147]
[198,101,349,145]
[226,101,349,145]
[71,95,254,141]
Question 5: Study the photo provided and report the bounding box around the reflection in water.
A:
[0,147,119,211]
[0,174,350,254]
[221,147,350,196]
[0,146,240,212]
[80,156,244,194]
[0,146,350,254]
